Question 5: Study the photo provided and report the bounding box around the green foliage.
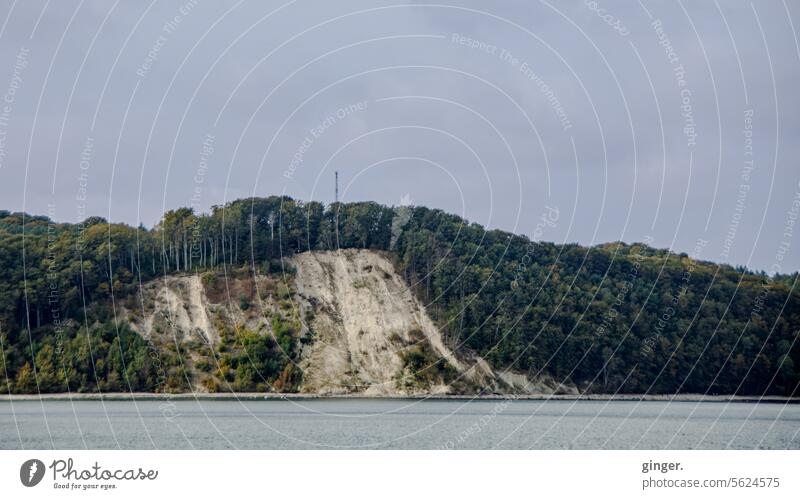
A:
[398,340,459,391]
[0,322,185,393]
[390,209,800,396]
[1,197,798,395]
[215,323,301,392]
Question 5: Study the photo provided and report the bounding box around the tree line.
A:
[0,196,797,395]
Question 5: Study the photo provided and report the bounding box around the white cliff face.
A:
[293,249,517,395]
[124,249,561,395]
[127,273,275,348]
[128,275,218,346]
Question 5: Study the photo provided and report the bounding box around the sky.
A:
[0,0,798,272]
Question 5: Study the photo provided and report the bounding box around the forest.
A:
[0,195,798,396]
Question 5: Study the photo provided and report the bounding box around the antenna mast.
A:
[335,171,339,203]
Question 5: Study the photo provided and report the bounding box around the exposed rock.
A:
[123,250,568,395]
[292,249,560,395]
[128,275,217,346]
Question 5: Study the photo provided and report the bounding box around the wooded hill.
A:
[1,196,798,395]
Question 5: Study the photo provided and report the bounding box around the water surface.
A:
[1,399,797,449]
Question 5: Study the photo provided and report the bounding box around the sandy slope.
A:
[293,249,528,395]
[129,275,218,346]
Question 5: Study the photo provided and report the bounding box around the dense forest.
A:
[0,196,798,395]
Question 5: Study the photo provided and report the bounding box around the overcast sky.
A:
[0,0,798,272]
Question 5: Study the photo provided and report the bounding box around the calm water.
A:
[1,399,798,449]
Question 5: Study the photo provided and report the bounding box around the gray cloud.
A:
[0,0,797,272]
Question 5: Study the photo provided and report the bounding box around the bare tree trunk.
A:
[183,231,188,271]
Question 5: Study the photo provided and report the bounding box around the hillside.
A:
[110,249,558,395]
[0,197,798,396]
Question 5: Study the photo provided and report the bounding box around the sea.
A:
[1,399,798,449]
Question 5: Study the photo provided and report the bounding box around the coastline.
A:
[1,392,797,403]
